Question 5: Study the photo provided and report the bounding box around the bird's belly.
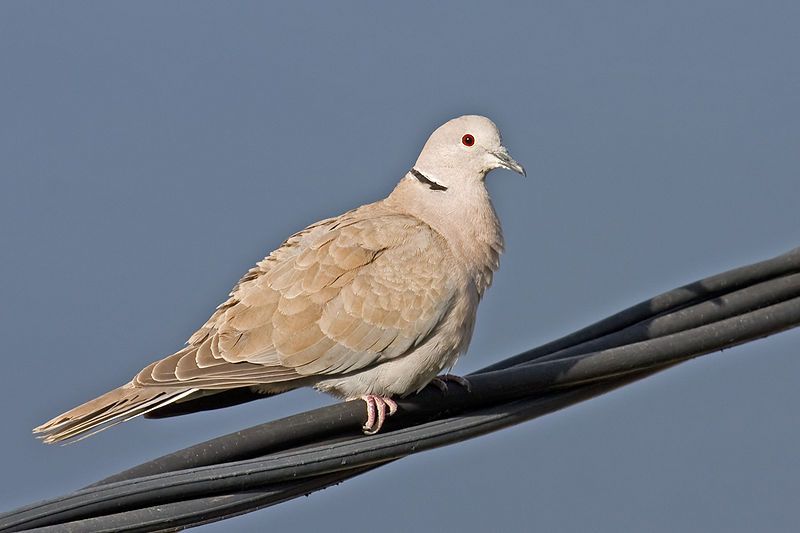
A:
[313,327,468,399]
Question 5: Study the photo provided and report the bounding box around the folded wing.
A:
[135,208,457,389]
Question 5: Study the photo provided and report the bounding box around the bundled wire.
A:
[2,247,799,532]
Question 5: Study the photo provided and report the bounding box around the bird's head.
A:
[412,115,525,191]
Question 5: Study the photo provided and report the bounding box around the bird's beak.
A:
[492,147,526,177]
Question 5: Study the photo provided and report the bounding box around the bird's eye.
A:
[461,134,475,147]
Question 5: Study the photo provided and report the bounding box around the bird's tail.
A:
[33,384,197,444]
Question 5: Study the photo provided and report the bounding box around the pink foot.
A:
[429,374,472,394]
[360,395,398,435]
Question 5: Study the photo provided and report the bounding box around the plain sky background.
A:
[1,2,799,531]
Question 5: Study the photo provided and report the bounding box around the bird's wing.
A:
[134,207,457,389]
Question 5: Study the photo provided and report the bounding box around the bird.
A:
[33,115,525,443]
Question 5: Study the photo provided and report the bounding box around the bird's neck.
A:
[387,174,504,296]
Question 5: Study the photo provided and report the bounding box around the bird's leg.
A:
[360,395,398,435]
[429,374,472,394]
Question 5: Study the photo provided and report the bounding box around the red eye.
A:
[461,134,475,147]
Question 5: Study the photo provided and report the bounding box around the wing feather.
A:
[132,207,456,388]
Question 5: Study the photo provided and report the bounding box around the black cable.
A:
[26,466,380,533]
[2,247,798,532]
[7,296,799,532]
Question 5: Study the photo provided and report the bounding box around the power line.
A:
[1,247,798,532]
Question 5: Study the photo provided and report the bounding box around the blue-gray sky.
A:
[1,2,799,531]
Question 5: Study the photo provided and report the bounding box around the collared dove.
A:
[34,115,525,443]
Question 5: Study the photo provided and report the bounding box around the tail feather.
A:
[33,384,197,444]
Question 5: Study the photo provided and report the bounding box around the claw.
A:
[429,374,472,394]
[429,377,449,394]
[360,395,398,435]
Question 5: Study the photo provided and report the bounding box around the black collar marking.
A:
[410,168,448,191]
